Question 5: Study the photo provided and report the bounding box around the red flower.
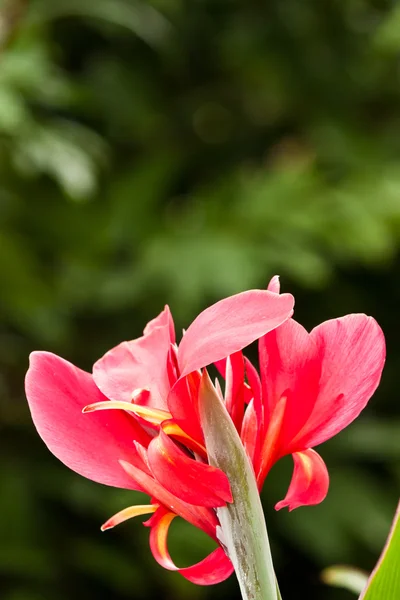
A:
[25,288,294,585]
[25,280,385,584]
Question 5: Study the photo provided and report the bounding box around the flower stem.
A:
[199,372,279,600]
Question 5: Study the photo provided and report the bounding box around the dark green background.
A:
[1,1,399,599]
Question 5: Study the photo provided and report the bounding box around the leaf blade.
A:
[359,500,400,600]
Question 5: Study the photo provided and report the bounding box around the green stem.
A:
[199,372,279,600]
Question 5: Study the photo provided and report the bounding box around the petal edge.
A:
[149,507,233,585]
[178,290,294,376]
[25,351,148,490]
[275,449,329,511]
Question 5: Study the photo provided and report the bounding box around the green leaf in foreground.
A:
[359,500,400,600]
[198,371,278,600]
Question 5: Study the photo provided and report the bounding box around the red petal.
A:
[119,460,218,537]
[212,356,253,409]
[25,352,150,490]
[224,352,245,431]
[178,289,294,376]
[258,318,320,452]
[294,314,386,448]
[149,507,233,585]
[161,420,207,459]
[147,430,232,507]
[243,357,263,472]
[244,357,262,423]
[267,275,280,293]
[167,373,204,444]
[93,307,174,410]
[275,449,329,511]
[179,547,233,585]
[257,393,288,486]
[213,357,227,378]
[143,304,175,344]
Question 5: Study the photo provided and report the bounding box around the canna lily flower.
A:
[25,287,294,585]
[24,278,386,586]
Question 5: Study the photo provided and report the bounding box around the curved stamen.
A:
[101,504,159,531]
[82,401,172,425]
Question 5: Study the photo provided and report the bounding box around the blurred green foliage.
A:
[1,0,400,599]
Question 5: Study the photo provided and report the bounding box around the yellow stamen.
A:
[82,401,172,425]
[101,504,158,531]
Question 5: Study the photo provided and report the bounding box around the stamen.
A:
[82,401,172,425]
[101,504,158,531]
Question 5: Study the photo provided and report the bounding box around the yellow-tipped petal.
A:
[150,511,177,569]
[161,421,207,458]
[101,504,158,531]
[82,400,172,425]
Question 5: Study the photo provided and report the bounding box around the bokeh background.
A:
[1,0,400,599]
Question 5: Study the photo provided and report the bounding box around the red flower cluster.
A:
[25,278,385,584]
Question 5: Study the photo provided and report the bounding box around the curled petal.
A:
[93,307,174,409]
[178,289,294,376]
[275,449,329,511]
[101,504,158,531]
[131,388,151,404]
[25,352,149,490]
[119,460,218,537]
[178,548,233,585]
[149,507,233,585]
[147,431,232,507]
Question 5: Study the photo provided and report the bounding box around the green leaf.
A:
[359,501,400,600]
[198,371,278,600]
